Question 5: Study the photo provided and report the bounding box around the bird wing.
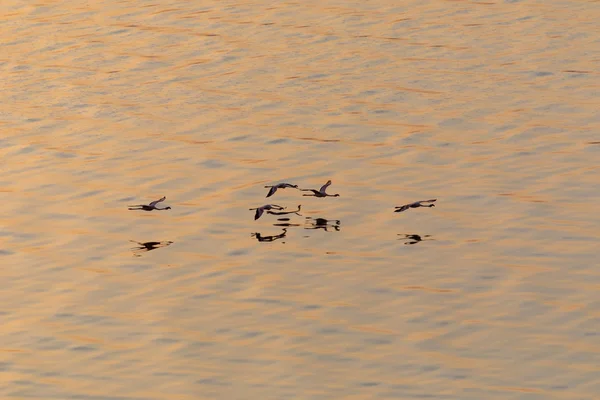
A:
[266,186,277,198]
[255,208,264,220]
[394,204,410,213]
[319,181,332,193]
[149,196,166,207]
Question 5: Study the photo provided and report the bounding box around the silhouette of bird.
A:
[266,205,302,216]
[249,204,284,220]
[128,196,171,211]
[300,180,340,197]
[394,199,436,213]
[265,183,298,198]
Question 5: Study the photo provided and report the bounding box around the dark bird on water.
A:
[300,180,340,198]
[128,196,171,211]
[249,204,284,220]
[394,199,436,213]
[265,183,298,198]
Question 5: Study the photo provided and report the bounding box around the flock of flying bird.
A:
[128,179,437,218]
[248,180,436,221]
[126,179,436,249]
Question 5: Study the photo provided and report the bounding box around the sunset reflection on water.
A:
[1,0,599,399]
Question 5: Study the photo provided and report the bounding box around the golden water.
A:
[1,1,599,399]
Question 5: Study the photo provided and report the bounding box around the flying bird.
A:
[394,199,436,213]
[249,204,284,220]
[266,205,302,216]
[300,180,340,198]
[264,183,299,198]
[128,196,171,211]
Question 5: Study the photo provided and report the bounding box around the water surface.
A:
[1,1,599,399]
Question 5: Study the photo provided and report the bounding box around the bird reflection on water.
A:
[251,228,287,243]
[304,217,341,232]
[272,217,301,227]
[130,240,173,256]
[398,234,433,245]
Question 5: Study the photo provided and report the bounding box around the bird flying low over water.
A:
[266,205,302,216]
[265,183,299,198]
[394,199,437,213]
[249,204,284,220]
[300,180,340,197]
[128,196,171,211]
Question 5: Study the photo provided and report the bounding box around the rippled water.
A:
[1,1,599,399]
